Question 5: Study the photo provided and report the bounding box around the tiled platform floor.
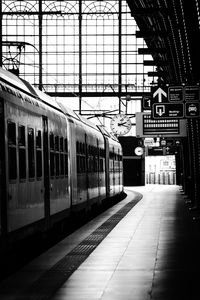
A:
[1,185,200,300]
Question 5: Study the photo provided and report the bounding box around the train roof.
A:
[0,67,31,94]
[0,67,95,126]
[58,101,100,130]
[56,101,81,120]
[0,67,66,112]
[0,67,117,138]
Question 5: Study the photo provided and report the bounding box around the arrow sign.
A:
[152,103,184,119]
[151,86,168,104]
[153,87,167,102]
[156,105,165,116]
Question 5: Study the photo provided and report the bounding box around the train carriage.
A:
[58,104,107,210]
[0,67,124,252]
[98,126,123,198]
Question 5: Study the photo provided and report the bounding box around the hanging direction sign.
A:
[152,103,184,119]
[185,86,200,102]
[151,86,168,103]
[150,85,200,118]
[136,112,187,137]
[168,86,184,102]
[185,102,200,118]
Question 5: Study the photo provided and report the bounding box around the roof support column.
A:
[39,1,43,90]
[118,0,122,113]
[79,1,82,115]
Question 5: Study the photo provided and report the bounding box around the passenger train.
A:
[0,67,124,252]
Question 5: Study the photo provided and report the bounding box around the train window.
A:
[36,150,42,178]
[65,154,68,176]
[60,137,63,152]
[8,121,16,145]
[76,141,79,153]
[18,125,25,146]
[55,136,59,151]
[18,125,26,180]
[54,136,59,177]
[64,138,68,176]
[55,153,59,176]
[36,130,42,148]
[50,132,55,177]
[82,143,85,154]
[60,137,64,176]
[77,156,80,173]
[8,147,17,180]
[100,148,104,158]
[36,130,42,179]
[64,138,68,152]
[60,153,64,175]
[88,156,93,173]
[76,141,86,173]
[50,133,54,150]
[19,148,26,179]
[99,159,104,172]
[28,128,35,179]
[50,152,55,176]
[7,121,17,181]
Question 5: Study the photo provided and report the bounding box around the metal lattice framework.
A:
[0,0,156,114]
[126,0,200,84]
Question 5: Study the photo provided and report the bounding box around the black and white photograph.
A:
[0,1,200,299]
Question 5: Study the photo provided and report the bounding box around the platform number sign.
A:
[142,95,152,110]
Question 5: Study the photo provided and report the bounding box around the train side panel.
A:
[114,143,123,194]
[86,127,101,204]
[100,129,123,198]
[0,98,6,240]
[69,118,107,209]
[98,136,107,202]
[48,113,70,217]
[4,99,44,232]
[0,67,124,253]
[68,119,87,207]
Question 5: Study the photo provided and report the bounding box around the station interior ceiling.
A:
[127,0,200,85]
[0,0,199,123]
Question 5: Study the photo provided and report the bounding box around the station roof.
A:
[126,0,200,85]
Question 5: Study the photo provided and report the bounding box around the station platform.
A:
[1,185,200,300]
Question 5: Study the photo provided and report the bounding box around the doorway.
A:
[145,155,176,185]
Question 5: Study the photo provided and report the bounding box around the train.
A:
[0,67,124,252]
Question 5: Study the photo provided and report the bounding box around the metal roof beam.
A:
[136,30,168,39]
[138,48,167,55]
[143,60,168,66]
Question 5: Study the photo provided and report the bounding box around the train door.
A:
[42,116,50,229]
[104,137,110,198]
[0,98,7,243]
[68,119,77,206]
[85,133,89,202]
[97,138,100,199]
